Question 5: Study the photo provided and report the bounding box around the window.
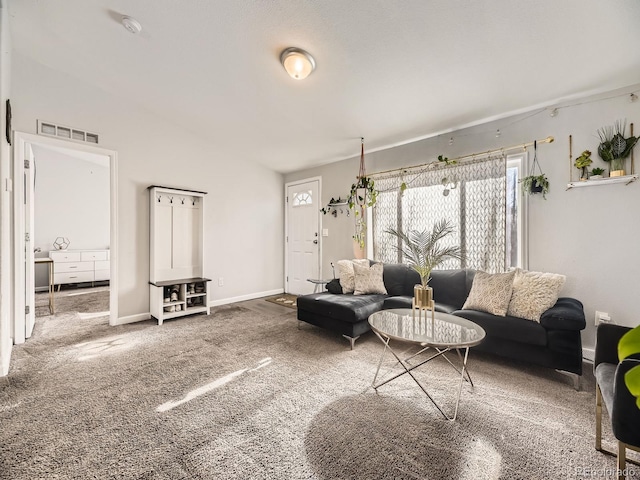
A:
[292,190,313,206]
[373,154,524,272]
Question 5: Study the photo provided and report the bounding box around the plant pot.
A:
[413,285,433,308]
[610,169,626,177]
[352,239,365,259]
[589,175,603,180]
[530,184,543,194]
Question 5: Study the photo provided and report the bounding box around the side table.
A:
[306,278,332,293]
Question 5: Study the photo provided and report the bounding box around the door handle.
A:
[313,239,318,244]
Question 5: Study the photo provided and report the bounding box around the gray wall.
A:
[12,51,284,321]
[285,85,640,352]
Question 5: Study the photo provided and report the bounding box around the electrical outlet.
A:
[322,229,329,237]
[595,310,611,325]
[218,277,224,287]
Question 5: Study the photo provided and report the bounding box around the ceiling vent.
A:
[37,120,99,145]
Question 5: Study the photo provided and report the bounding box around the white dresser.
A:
[49,249,110,288]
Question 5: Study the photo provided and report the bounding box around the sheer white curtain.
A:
[372,155,507,273]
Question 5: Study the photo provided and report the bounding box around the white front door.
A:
[286,179,320,295]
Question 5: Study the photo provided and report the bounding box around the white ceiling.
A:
[9,1,640,173]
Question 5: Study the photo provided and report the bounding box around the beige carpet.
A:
[0,295,634,479]
[264,293,298,309]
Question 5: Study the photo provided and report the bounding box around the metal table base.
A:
[371,331,474,421]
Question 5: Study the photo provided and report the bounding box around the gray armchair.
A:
[594,323,640,479]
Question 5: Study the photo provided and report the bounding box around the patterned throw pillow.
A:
[353,262,387,295]
[462,270,515,316]
[337,259,370,294]
[506,268,566,322]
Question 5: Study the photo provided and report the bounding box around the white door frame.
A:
[284,176,322,293]
[12,131,119,342]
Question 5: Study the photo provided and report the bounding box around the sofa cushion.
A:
[336,259,370,294]
[539,298,586,331]
[453,309,547,347]
[297,292,387,323]
[382,263,420,296]
[462,270,515,316]
[354,263,387,295]
[430,269,469,310]
[507,269,566,322]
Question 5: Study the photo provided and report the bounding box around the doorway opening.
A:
[12,132,118,344]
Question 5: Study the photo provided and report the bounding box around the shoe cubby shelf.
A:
[149,278,211,325]
[148,185,210,325]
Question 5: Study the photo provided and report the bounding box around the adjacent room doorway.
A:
[285,177,321,295]
[12,131,118,344]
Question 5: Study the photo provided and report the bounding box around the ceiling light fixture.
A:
[122,16,142,34]
[280,47,316,80]
[495,129,501,138]
[449,137,454,146]
[550,108,558,117]
[630,93,638,103]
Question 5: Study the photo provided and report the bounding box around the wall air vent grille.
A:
[37,120,99,145]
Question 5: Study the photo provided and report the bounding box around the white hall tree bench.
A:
[148,185,210,325]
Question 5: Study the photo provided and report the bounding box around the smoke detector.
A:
[122,16,142,34]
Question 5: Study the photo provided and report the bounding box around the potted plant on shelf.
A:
[574,150,593,180]
[386,219,463,309]
[597,119,639,177]
[590,167,605,180]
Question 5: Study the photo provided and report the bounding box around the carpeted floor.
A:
[0,294,634,479]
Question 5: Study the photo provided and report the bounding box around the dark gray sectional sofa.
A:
[296,263,586,375]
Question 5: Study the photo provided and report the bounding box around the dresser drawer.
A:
[55,261,94,273]
[81,251,108,261]
[50,251,82,262]
[94,269,110,281]
[95,260,110,271]
[54,271,94,284]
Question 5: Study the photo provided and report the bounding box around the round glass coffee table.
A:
[368,308,486,421]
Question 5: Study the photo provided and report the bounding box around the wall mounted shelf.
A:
[566,174,638,190]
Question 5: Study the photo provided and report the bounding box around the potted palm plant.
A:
[597,120,639,177]
[386,219,463,308]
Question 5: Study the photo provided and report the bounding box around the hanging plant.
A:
[520,140,550,199]
[348,139,378,254]
[348,176,377,209]
[520,175,549,198]
[597,119,639,176]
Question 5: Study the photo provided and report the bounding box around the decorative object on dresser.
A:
[148,186,210,325]
[52,237,71,250]
[49,249,110,291]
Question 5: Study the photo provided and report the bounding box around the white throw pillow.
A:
[353,263,387,295]
[507,268,566,322]
[336,259,370,294]
[462,270,515,316]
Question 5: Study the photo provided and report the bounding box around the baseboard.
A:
[0,337,12,376]
[209,288,284,307]
[583,347,595,363]
[112,312,151,326]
